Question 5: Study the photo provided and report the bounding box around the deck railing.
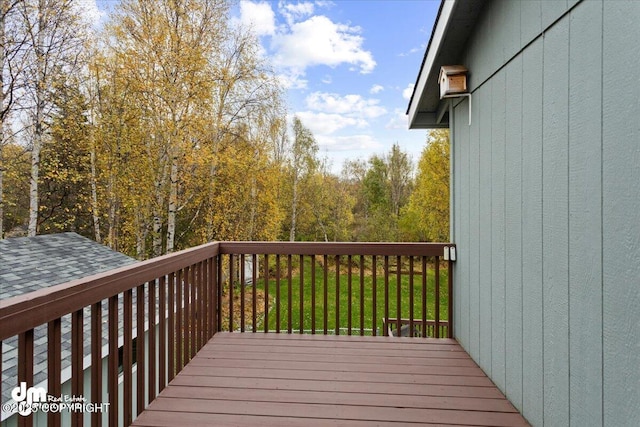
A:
[217,242,454,338]
[0,241,454,427]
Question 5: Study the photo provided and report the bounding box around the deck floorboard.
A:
[132,333,530,427]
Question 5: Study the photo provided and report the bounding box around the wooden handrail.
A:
[219,241,454,256]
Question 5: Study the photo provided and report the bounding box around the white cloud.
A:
[239,1,276,36]
[296,111,367,135]
[370,84,384,94]
[305,92,386,119]
[321,75,333,84]
[315,134,383,152]
[402,83,415,100]
[279,1,315,25]
[271,15,376,75]
[386,108,409,130]
[398,44,426,57]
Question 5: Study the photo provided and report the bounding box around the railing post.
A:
[435,257,441,338]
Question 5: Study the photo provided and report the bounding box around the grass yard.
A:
[241,255,449,336]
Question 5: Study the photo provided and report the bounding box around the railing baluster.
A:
[123,289,133,425]
[217,256,223,332]
[198,261,205,348]
[228,256,234,332]
[287,254,292,334]
[323,255,328,334]
[435,256,441,338]
[190,264,196,357]
[252,254,257,332]
[448,257,454,338]
[347,255,352,335]
[299,254,304,334]
[108,295,118,427]
[384,256,389,336]
[409,257,415,337]
[240,256,246,333]
[71,309,83,427]
[275,254,280,333]
[17,329,34,427]
[136,284,146,416]
[396,255,402,336]
[422,256,427,337]
[168,273,175,382]
[335,255,340,335]
[159,275,167,391]
[372,255,377,336]
[201,260,208,343]
[176,269,183,372]
[184,266,191,358]
[209,257,216,337]
[311,255,316,334]
[264,254,269,333]
[148,282,156,405]
[48,318,62,427]
[360,256,365,336]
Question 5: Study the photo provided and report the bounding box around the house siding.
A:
[450,1,639,426]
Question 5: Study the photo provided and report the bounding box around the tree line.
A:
[0,0,449,259]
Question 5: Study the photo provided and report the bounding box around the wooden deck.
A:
[132,333,529,426]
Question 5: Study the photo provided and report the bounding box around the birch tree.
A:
[109,0,227,255]
[18,0,86,236]
[0,0,26,238]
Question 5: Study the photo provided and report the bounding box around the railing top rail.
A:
[219,241,455,257]
[0,242,220,340]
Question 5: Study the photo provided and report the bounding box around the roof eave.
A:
[406,0,484,129]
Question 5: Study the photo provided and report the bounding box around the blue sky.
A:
[235,0,440,172]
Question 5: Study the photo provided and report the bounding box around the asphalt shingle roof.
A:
[1,233,137,416]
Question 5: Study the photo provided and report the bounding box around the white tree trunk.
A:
[27,123,42,237]
[89,139,101,243]
[166,155,178,253]
[289,176,298,241]
[152,186,164,257]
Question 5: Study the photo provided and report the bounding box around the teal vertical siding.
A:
[541,17,570,427]
[520,38,544,427]
[602,2,640,427]
[450,0,639,425]
[568,1,603,425]
[504,54,523,411]
[477,82,492,374]
[490,69,507,393]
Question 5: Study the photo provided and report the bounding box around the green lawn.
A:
[242,255,449,336]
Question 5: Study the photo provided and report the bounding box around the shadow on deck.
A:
[132,333,529,427]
